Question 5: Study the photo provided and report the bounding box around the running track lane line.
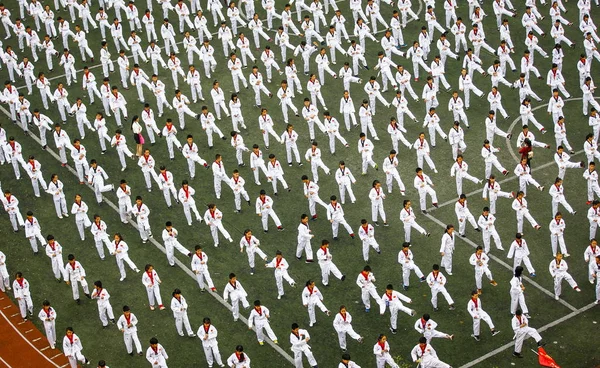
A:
[0,104,296,366]
[0,309,60,368]
[15,0,423,88]
[458,301,597,368]
[424,213,579,312]
[0,357,13,368]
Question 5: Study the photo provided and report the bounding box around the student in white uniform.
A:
[25,155,47,198]
[190,245,216,292]
[13,272,33,321]
[380,284,415,334]
[197,318,226,368]
[549,252,581,300]
[45,235,65,282]
[413,132,438,173]
[130,196,152,243]
[512,309,545,358]
[584,161,600,204]
[265,250,296,299]
[304,141,330,184]
[316,240,345,287]
[383,150,406,195]
[507,233,536,276]
[470,246,498,294]
[223,273,250,321]
[477,207,503,253]
[400,200,430,244]
[109,233,140,281]
[46,174,69,219]
[117,305,143,356]
[467,291,501,341]
[356,265,382,313]
[427,264,455,311]
[302,175,329,220]
[451,155,481,197]
[368,180,388,226]
[549,212,570,257]
[2,190,24,232]
[584,239,600,284]
[290,322,318,368]
[333,306,363,352]
[91,280,116,327]
[212,154,233,200]
[24,211,47,254]
[414,313,453,343]
[280,124,302,167]
[373,334,399,368]
[297,214,315,262]
[335,161,357,204]
[38,300,57,349]
[63,327,90,367]
[411,337,451,368]
[326,196,354,240]
[555,146,583,180]
[455,194,480,237]
[90,215,111,260]
[203,203,234,247]
[512,191,541,235]
[358,219,381,262]
[514,157,544,195]
[398,242,426,290]
[301,280,331,327]
[63,254,90,303]
[170,288,196,338]
[239,229,268,276]
[509,266,529,316]
[231,169,251,212]
[414,168,438,213]
[146,337,169,368]
[248,300,278,345]
[227,345,251,368]
[142,264,165,311]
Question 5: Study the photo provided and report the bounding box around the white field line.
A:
[459,301,597,368]
[0,104,296,366]
[0,356,13,368]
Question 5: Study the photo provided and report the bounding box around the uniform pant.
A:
[296,240,313,261]
[17,295,33,318]
[361,153,377,174]
[331,219,353,238]
[418,187,438,211]
[98,302,115,326]
[186,156,207,179]
[513,256,535,274]
[417,153,437,172]
[554,273,578,297]
[514,327,542,353]
[430,286,454,308]
[319,262,342,286]
[338,183,356,204]
[510,290,528,314]
[336,327,361,350]
[202,344,224,367]
[551,198,574,217]
[67,352,87,368]
[472,311,494,335]
[475,267,493,289]
[482,229,502,253]
[43,322,56,348]
[231,296,250,321]
[94,236,111,260]
[29,174,48,197]
[183,203,202,225]
[146,284,163,307]
[441,252,453,274]
[307,196,328,217]
[213,176,232,199]
[386,171,406,193]
[116,255,138,279]
[309,161,330,184]
[233,188,250,210]
[6,210,24,231]
[194,269,215,290]
[123,331,143,354]
[28,232,47,253]
[515,211,538,234]
[376,352,399,368]
[371,202,386,223]
[307,300,328,324]
[359,119,377,140]
[50,257,64,280]
[484,159,506,179]
[260,210,282,231]
[208,223,232,246]
[518,176,541,195]
[387,304,413,329]
[588,181,600,201]
[402,263,424,286]
[403,221,426,243]
[245,247,268,268]
[550,234,568,257]
[293,346,317,368]
[458,214,478,235]
[174,313,194,336]
[362,239,380,261]
[455,174,479,196]
[274,270,295,296]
